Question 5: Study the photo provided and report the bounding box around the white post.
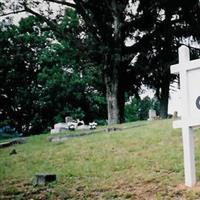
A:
[179,46,196,187]
[179,45,190,64]
[171,45,200,187]
[182,126,196,187]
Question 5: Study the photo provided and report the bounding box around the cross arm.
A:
[170,63,180,74]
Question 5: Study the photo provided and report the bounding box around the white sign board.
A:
[171,45,200,187]
[187,69,200,119]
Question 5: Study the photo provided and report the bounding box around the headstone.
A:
[50,119,98,133]
[54,123,68,130]
[148,109,157,120]
[50,122,69,134]
[34,174,56,186]
[170,45,200,187]
[50,129,60,134]
[76,125,88,130]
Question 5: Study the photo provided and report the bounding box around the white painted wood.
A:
[179,45,190,64]
[170,63,181,74]
[182,126,196,187]
[173,120,182,129]
[186,59,200,71]
[170,45,200,187]
[172,59,200,74]
[188,120,200,128]
[173,119,200,129]
[187,69,200,120]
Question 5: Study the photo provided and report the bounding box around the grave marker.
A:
[171,45,200,187]
[148,109,157,120]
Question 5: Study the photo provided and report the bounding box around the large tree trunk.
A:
[159,78,170,119]
[104,63,125,125]
[105,79,120,124]
[103,0,126,125]
[104,53,125,125]
[159,9,172,119]
[118,84,125,123]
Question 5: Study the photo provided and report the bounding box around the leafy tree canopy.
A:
[0,9,106,135]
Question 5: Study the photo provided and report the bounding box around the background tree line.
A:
[1,0,200,135]
[0,11,107,135]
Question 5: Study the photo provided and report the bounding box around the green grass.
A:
[1,119,200,199]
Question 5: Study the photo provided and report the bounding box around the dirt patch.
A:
[3,179,200,200]
[176,182,200,193]
[0,180,55,200]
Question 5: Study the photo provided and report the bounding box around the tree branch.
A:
[44,0,76,8]
[125,34,152,55]
[73,0,101,43]
[0,9,26,17]
[22,3,58,31]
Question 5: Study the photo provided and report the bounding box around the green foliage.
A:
[0,10,106,135]
[0,120,14,128]
[125,96,160,122]
[0,17,47,134]
[37,40,106,125]
[2,0,200,126]
[3,0,199,131]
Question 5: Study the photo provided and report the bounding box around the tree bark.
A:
[159,9,172,119]
[159,77,170,119]
[105,81,125,125]
[103,0,125,125]
[104,53,125,125]
[105,80,120,124]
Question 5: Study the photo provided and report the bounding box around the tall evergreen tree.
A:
[132,0,200,118]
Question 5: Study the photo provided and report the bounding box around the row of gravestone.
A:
[50,116,97,134]
[51,110,178,134]
[148,109,179,120]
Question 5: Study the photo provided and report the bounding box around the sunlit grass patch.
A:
[1,119,200,199]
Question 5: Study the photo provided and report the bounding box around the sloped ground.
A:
[1,120,200,199]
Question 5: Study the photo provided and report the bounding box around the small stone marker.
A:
[171,45,200,187]
[34,174,56,186]
[148,109,157,120]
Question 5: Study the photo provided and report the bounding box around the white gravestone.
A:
[148,109,157,120]
[171,45,200,187]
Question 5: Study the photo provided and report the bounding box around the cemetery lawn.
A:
[1,120,200,199]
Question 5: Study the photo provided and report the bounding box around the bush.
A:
[125,96,160,122]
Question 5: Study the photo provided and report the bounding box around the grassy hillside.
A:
[1,120,200,199]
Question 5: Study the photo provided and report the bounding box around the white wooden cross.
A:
[171,45,200,187]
